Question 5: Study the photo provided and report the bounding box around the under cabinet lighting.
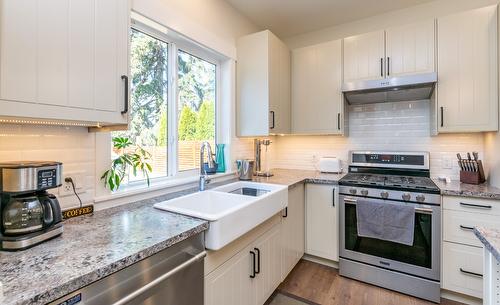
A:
[0,118,101,128]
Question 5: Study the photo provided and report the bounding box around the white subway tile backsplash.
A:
[271,100,484,180]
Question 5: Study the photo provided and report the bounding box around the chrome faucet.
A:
[199,142,216,191]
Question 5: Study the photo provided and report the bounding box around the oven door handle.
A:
[342,197,434,215]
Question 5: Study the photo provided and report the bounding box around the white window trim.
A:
[94,15,233,202]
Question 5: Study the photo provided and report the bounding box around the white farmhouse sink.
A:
[154,181,288,250]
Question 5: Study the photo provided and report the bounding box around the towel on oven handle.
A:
[356,199,415,246]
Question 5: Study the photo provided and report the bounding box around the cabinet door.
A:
[255,223,282,305]
[205,244,256,305]
[305,184,339,261]
[343,30,385,82]
[442,242,483,299]
[386,19,435,77]
[292,40,343,134]
[437,5,498,132]
[281,183,305,280]
[0,0,129,125]
[269,33,291,134]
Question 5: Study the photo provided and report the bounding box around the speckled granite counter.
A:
[0,188,209,305]
[474,227,500,261]
[433,179,500,200]
[251,168,346,187]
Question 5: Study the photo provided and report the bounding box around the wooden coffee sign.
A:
[62,205,94,220]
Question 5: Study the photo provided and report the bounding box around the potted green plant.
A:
[101,137,153,191]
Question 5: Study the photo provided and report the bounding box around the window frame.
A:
[120,18,221,187]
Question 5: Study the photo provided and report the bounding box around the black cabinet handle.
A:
[459,225,474,231]
[387,57,390,76]
[254,248,260,274]
[380,58,384,77]
[332,188,335,207]
[121,75,129,114]
[337,113,341,130]
[282,207,288,218]
[250,251,256,278]
[460,202,492,209]
[460,268,483,278]
[270,111,275,129]
[440,107,444,127]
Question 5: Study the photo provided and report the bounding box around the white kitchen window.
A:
[111,19,219,186]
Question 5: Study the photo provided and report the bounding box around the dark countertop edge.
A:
[473,227,500,261]
[23,222,208,305]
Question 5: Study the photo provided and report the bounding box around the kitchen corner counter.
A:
[474,227,500,262]
[251,168,346,187]
[433,179,500,200]
[0,190,208,305]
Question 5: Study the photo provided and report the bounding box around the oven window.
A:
[344,204,432,269]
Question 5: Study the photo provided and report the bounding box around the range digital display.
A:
[353,153,424,166]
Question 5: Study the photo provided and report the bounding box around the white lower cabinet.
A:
[442,242,483,299]
[205,223,282,305]
[281,183,305,279]
[305,184,339,261]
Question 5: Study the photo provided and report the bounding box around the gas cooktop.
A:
[340,173,440,193]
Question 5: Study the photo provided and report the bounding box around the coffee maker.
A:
[0,161,63,250]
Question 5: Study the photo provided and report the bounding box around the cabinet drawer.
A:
[443,196,500,216]
[442,242,483,298]
[443,209,500,247]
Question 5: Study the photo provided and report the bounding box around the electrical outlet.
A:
[58,171,85,197]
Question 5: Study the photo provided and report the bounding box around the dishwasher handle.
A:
[110,251,206,305]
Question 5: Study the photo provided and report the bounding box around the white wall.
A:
[0,0,258,209]
[270,101,484,180]
[285,0,500,49]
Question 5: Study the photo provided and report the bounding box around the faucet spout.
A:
[199,142,215,191]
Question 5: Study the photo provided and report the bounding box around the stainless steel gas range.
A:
[338,151,441,303]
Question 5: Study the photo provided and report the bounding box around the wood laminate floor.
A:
[276,260,465,305]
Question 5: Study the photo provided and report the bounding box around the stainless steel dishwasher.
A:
[49,234,205,305]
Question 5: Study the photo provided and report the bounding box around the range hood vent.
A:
[342,72,437,105]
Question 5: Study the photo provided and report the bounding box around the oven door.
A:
[339,194,440,281]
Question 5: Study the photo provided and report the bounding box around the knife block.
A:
[460,171,485,185]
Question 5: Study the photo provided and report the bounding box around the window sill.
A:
[94,171,236,205]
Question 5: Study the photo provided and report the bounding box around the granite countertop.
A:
[0,188,209,305]
[251,168,346,187]
[474,227,500,261]
[433,179,500,200]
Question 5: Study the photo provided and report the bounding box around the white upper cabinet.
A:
[292,39,344,135]
[0,0,129,125]
[237,30,291,136]
[437,5,498,133]
[386,19,435,77]
[343,30,385,82]
[343,20,435,82]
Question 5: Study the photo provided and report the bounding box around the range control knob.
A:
[402,193,411,201]
[416,194,426,203]
[349,188,357,195]
[380,191,389,199]
[361,189,369,196]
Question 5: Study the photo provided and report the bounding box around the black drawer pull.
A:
[460,268,483,278]
[337,113,341,130]
[254,248,260,274]
[459,225,474,231]
[121,75,129,114]
[282,207,288,218]
[380,58,384,77]
[460,202,492,209]
[332,188,335,207]
[387,57,390,76]
[250,251,256,278]
[270,111,275,129]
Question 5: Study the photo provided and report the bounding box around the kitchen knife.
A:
[457,153,464,171]
[473,152,479,161]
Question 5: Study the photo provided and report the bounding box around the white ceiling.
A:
[224,0,437,38]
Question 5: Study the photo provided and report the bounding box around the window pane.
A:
[112,29,168,182]
[177,50,216,171]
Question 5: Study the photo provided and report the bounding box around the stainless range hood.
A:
[342,72,437,105]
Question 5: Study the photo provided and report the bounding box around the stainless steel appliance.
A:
[338,151,441,302]
[0,161,63,250]
[48,234,206,305]
[236,159,254,180]
[342,72,437,105]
